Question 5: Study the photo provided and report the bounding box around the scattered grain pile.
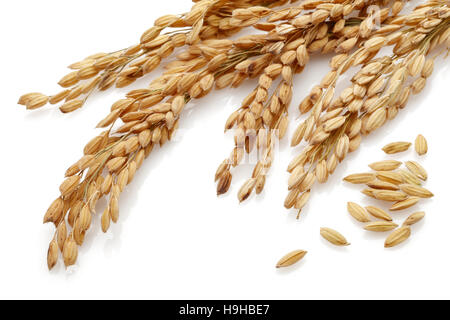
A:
[344,136,432,250]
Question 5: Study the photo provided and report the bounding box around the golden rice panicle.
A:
[216,56,291,200]
[216,16,344,201]
[19,0,450,270]
[276,250,307,269]
[415,134,428,156]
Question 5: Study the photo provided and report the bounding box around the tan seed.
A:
[364,36,386,52]
[44,198,64,224]
[296,45,309,67]
[49,90,71,104]
[347,202,371,223]
[59,175,81,197]
[291,122,306,147]
[315,160,328,183]
[255,175,266,195]
[18,92,43,106]
[390,197,420,211]
[101,207,111,233]
[47,240,59,270]
[299,172,316,192]
[385,226,411,248]
[365,206,393,221]
[335,135,350,161]
[399,169,422,185]
[376,171,403,185]
[403,211,425,226]
[405,161,428,181]
[373,190,408,202]
[62,236,78,267]
[369,160,402,171]
[106,157,127,173]
[367,180,399,191]
[276,250,307,268]
[327,154,339,175]
[399,184,434,198]
[284,188,301,209]
[366,107,386,132]
[57,222,68,251]
[109,195,119,223]
[323,116,346,132]
[295,191,311,210]
[364,221,398,232]
[343,173,375,184]
[238,178,256,203]
[288,167,306,190]
[217,171,232,196]
[382,141,412,154]
[415,134,428,156]
[361,188,378,199]
[60,100,84,113]
[320,227,350,246]
[27,94,49,110]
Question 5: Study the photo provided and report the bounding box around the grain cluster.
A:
[344,135,432,249]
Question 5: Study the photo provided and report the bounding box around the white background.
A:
[0,0,449,300]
